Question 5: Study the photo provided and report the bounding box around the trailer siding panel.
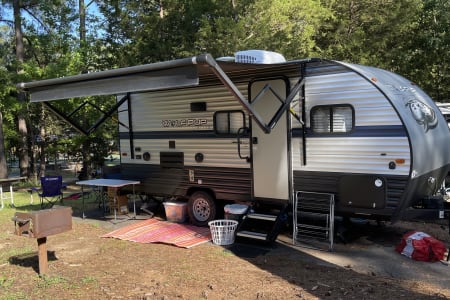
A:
[305,72,402,127]
[118,82,251,169]
[119,84,249,133]
[120,138,250,168]
[291,67,410,176]
[121,164,251,201]
[292,136,410,175]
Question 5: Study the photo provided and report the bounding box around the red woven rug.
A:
[101,218,211,248]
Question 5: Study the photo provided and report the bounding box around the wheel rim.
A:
[192,197,211,222]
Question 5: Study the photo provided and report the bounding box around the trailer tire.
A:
[188,191,216,227]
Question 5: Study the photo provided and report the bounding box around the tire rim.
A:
[192,197,210,222]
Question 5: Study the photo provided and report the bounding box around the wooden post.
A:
[37,237,48,275]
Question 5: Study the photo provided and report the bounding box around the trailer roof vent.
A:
[235,50,286,64]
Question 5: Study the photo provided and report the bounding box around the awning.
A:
[18,54,314,134]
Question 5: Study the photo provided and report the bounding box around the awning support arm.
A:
[43,94,130,135]
[197,55,272,133]
[86,94,130,133]
[43,102,88,135]
[198,54,305,133]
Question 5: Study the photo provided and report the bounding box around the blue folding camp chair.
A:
[39,176,64,208]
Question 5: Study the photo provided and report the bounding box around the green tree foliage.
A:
[0,0,448,181]
[193,0,248,57]
[241,0,331,59]
[98,0,229,64]
[98,0,330,61]
[316,0,422,67]
[0,25,15,177]
[0,23,19,152]
[314,0,448,100]
[1,0,119,180]
[403,0,449,101]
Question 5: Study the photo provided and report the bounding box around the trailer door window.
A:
[311,105,353,133]
[214,111,246,135]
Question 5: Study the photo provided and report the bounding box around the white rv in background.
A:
[437,103,450,127]
[19,50,450,231]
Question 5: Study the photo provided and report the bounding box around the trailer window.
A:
[214,111,246,135]
[311,105,353,133]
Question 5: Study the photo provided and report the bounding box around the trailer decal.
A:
[161,118,208,128]
[405,99,438,132]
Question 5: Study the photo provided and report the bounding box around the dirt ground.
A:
[1,198,450,299]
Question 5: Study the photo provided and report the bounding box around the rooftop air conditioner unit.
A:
[235,50,286,64]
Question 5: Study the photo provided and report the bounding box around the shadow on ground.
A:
[228,220,450,299]
[9,251,58,274]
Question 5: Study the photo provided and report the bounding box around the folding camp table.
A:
[0,177,27,210]
[76,178,140,220]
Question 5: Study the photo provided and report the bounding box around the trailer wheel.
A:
[188,191,216,227]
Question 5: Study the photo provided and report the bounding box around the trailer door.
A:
[250,78,290,200]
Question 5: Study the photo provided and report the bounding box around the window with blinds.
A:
[311,105,354,133]
[214,110,246,135]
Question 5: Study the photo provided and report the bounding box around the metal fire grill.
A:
[12,205,72,275]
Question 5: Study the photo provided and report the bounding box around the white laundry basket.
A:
[208,219,239,245]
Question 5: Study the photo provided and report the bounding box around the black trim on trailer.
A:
[126,93,134,159]
[300,62,307,166]
[119,130,248,139]
[118,125,408,140]
[292,125,407,138]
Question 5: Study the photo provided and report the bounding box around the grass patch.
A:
[208,248,235,258]
[0,187,101,224]
[99,239,129,255]
[80,275,98,285]
[0,276,14,289]
[35,275,69,289]
[0,291,29,300]
[0,191,36,223]
[0,230,10,240]
[0,247,35,262]
[89,222,102,229]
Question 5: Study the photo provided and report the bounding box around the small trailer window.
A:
[214,111,246,135]
[311,105,354,133]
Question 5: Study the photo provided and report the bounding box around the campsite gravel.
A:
[2,211,450,299]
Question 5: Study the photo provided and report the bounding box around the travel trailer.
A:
[437,103,450,127]
[19,51,450,242]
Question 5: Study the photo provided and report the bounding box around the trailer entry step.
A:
[246,213,277,221]
[236,230,268,240]
[235,202,289,244]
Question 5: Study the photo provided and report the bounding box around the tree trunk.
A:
[79,139,91,180]
[0,110,8,179]
[160,1,164,18]
[14,0,30,178]
[79,0,88,74]
[78,0,92,179]
[79,0,86,42]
